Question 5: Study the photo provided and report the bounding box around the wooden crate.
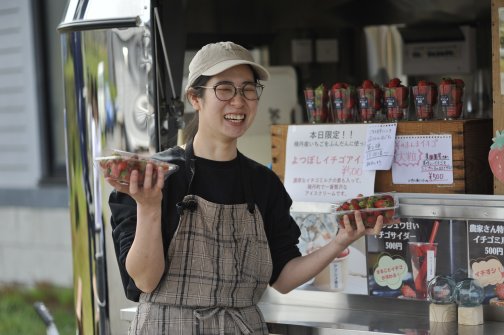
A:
[271,119,493,194]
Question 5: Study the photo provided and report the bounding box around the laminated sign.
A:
[284,124,375,202]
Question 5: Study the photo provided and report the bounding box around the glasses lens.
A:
[214,84,235,101]
[242,83,263,100]
[213,83,263,101]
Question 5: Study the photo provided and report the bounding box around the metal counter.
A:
[119,193,504,334]
[120,287,504,334]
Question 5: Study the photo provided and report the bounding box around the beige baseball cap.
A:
[185,41,270,92]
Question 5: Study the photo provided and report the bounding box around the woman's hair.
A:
[182,66,260,143]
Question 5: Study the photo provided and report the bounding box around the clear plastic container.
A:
[94,150,178,185]
[333,193,399,229]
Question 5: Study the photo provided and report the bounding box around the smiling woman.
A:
[107,41,384,334]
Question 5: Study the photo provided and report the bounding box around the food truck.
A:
[58,0,504,333]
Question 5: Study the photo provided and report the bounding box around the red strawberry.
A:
[365,215,376,228]
[496,283,504,300]
[362,79,374,89]
[373,199,392,208]
[453,78,465,88]
[489,130,504,183]
[401,283,417,298]
[388,78,401,88]
[350,199,361,210]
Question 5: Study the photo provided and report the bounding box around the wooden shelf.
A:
[271,119,493,194]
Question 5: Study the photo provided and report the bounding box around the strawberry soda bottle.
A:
[408,242,437,299]
[412,80,438,121]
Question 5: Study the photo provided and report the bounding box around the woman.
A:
[108,41,384,334]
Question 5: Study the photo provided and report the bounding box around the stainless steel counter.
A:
[120,286,504,334]
[119,194,504,334]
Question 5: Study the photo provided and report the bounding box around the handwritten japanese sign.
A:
[392,135,453,184]
[284,124,375,202]
[364,123,397,170]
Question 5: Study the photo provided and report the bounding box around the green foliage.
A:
[0,283,75,335]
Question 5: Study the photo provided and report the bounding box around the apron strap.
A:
[194,307,253,335]
[238,153,255,214]
[175,140,197,216]
[184,139,196,195]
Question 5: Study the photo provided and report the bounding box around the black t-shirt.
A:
[109,145,301,301]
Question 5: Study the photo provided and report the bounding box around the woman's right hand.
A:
[106,162,165,206]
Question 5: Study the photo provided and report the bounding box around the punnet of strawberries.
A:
[95,151,178,185]
[334,193,398,229]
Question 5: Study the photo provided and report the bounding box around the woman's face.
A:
[190,64,259,143]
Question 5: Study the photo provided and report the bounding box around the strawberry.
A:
[383,209,396,224]
[118,161,128,172]
[453,78,465,88]
[350,199,361,210]
[365,215,376,228]
[489,130,504,183]
[389,78,401,88]
[495,283,504,300]
[361,79,374,89]
[401,283,417,298]
[373,199,392,208]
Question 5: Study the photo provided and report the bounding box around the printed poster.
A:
[468,221,504,304]
[392,134,453,184]
[284,124,375,203]
[367,218,457,301]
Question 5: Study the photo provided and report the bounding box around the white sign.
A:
[364,123,397,170]
[392,135,453,184]
[284,124,375,202]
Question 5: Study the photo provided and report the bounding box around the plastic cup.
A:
[304,88,329,123]
[357,87,381,123]
[438,84,464,120]
[408,242,437,299]
[412,85,437,121]
[384,86,409,122]
[329,87,356,123]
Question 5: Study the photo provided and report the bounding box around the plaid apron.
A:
[129,154,273,334]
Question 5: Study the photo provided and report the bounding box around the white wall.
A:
[0,207,73,287]
[0,0,43,188]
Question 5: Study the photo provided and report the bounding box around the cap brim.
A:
[202,59,270,81]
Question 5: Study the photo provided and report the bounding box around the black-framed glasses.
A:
[197,82,264,101]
